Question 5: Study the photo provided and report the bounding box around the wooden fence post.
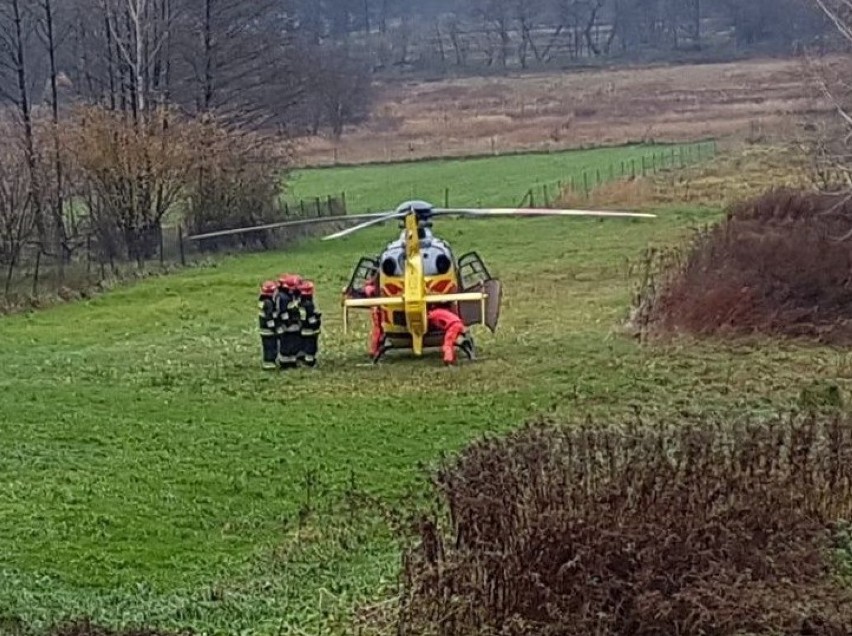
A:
[178,226,186,266]
[159,227,165,267]
[32,251,41,296]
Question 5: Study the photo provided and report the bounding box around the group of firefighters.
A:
[257,274,474,368]
[257,274,322,370]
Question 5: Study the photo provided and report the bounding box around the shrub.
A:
[399,414,852,635]
[633,189,852,343]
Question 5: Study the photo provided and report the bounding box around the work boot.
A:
[457,335,476,361]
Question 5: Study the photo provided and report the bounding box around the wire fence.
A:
[0,195,346,311]
[515,140,717,208]
[1,140,718,311]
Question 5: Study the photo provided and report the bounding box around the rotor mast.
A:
[403,211,428,355]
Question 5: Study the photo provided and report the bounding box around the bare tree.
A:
[0,118,35,294]
[0,0,48,252]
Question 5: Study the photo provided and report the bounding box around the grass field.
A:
[1,151,849,635]
[284,142,703,213]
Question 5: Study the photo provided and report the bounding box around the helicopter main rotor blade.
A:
[321,210,406,241]
[185,211,398,242]
[432,207,657,219]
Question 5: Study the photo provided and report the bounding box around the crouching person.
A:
[427,306,474,365]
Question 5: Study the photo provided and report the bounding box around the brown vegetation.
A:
[297,57,836,166]
[633,189,852,343]
[398,413,852,635]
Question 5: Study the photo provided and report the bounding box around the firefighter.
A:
[258,280,279,370]
[427,305,474,365]
[276,273,303,369]
[299,280,322,367]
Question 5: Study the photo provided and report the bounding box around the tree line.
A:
[0,0,375,296]
[297,0,835,72]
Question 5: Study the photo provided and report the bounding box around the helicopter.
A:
[321,200,656,363]
[188,198,656,363]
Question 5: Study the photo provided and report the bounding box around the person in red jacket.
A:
[427,305,474,365]
[345,275,385,359]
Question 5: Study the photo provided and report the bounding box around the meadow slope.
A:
[1,203,850,634]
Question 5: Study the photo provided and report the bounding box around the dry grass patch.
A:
[296,57,836,166]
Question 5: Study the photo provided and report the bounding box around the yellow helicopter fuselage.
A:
[343,212,488,356]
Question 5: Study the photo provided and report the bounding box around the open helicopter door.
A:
[343,257,379,295]
[341,257,380,335]
[456,252,502,333]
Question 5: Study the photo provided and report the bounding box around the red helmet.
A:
[261,280,277,295]
[299,280,315,296]
[278,273,302,290]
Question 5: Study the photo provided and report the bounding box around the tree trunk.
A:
[43,0,69,271]
[12,0,45,252]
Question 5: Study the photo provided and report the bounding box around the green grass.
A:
[283,142,705,213]
[1,177,848,634]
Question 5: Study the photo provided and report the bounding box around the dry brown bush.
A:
[398,414,852,636]
[633,189,852,343]
[184,116,290,243]
[63,107,198,264]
